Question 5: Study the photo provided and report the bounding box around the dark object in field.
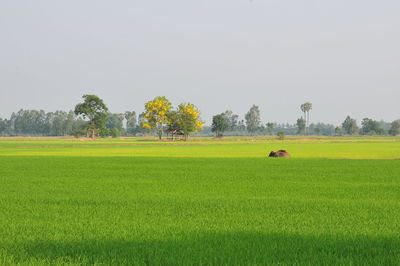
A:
[269,150,291,157]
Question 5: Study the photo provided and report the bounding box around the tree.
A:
[141,96,172,140]
[334,127,342,136]
[277,131,285,140]
[222,110,239,130]
[106,113,124,137]
[296,117,306,135]
[300,102,312,135]
[74,94,109,139]
[342,116,359,135]
[47,111,69,136]
[211,113,230,137]
[174,103,204,141]
[110,128,121,138]
[135,112,150,135]
[388,120,400,136]
[165,110,180,139]
[245,105,261,134]
[12,109,47,136]
[124,111,137,135]
[361,118,385,135]
[65,111,77,135]
[266,122,275,136]
[0,118,6,135]
[308,122,335,136]
[237,120,246,132]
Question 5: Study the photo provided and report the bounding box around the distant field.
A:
[0,137,399,265]
[1,136,400,159]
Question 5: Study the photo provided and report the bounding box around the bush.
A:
[277,131,285,140]
[110,128,121,138]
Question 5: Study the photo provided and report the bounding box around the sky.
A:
[0,0,399,125]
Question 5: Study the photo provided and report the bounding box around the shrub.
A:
[277,131,285,140]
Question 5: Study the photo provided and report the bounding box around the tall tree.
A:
[74,94,109,139]
[106,113,125,137]
[245,105,261,134]
[13,109,47,135]
[141,96,172,140]
[342,116,359,135]
[335,127,342,136]
[266,122,275,136]
[65,111,77,135]
[296,117,306,135]
[124,111,137,135]
[300,102,312,135]
[361,118,385,135]
[388,120,400,136]
[211,113,230,137]
[50,111,68,136]
[222,110,239,130]
[0,118,6,135]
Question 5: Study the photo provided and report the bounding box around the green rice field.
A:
[0,136,399,265]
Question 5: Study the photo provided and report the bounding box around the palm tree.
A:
[300,102,312,135]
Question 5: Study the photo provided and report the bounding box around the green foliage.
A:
[180,103,203,139]
[0,99,397,139]
[124,111,137,135]
[106,113,124,135]
[266,122,275,135]
[296,117,306,135]
[300,102,312,134]
[99,127,110,138]
[308,123,335,136]
[110,128,121,138]
[74,95,109,138]
[342,116,359,135]
[222,110,239,130]
[165,111,180,136]
[208,110,243,137]
[361,118,386,135]
[388,120,400,136]
[245,105,261,134]
[0,118,6,135]
[3,109,82,136]
[211,113,230,137]
[277,131,285,140]
[300,102,313,114]
[167,103,204,140]
[335,126,342,136]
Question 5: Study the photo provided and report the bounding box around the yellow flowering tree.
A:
[175,103,204,141]
[141,96,172,139]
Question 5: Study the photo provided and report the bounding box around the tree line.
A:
[0,96,399,138]
[211,102,399,137]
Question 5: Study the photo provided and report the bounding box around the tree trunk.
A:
[157,127,162,140]
[91,120,96,139]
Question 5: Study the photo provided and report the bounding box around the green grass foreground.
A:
[0,137,399,265]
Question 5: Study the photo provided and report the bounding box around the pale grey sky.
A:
[1,0,399,125]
